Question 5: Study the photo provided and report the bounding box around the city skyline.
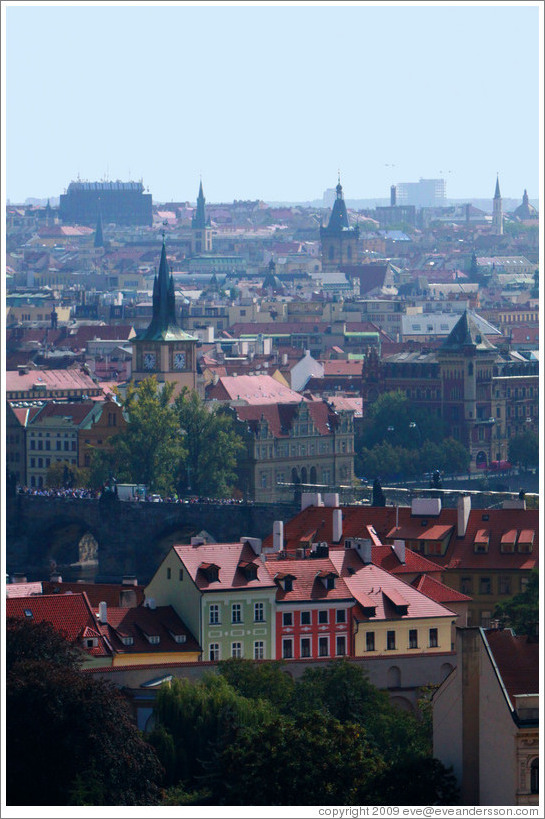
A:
[3,2,542,204]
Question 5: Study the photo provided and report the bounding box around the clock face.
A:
[143,353,156,370]
[174,352,186,370]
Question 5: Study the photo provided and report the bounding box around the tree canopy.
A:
[508,430,539,470]
[493,569,539,638]
[6,617,163,806]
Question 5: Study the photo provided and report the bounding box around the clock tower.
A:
[132,236,199,393]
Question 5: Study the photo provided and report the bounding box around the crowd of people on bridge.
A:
[16,486,253,504]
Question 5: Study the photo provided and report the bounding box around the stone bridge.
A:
[5,495,299,583]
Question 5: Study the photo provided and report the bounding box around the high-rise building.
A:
[396,178,446,207]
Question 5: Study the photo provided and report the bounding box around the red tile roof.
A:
[266,504,538,573]
[6,582,43,598]
[41,581,145,609]
[206,374,304,405]
[6,593,110,657]
[172,542,276,592]
[6,368,102,395]
[264,558,352,603]
[98,605,200,656]
[234,400,337,438]
[328,551,455,620]
[411,574,472,603]
[484,629,539,702]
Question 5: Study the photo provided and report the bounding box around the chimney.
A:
[272,520,284,553]
[323,492,339,508]
[17,365,29,376]
[301,492,323,510]
[146,597,157,610]
[393,539,406,564]
[332,509,342,542]
[361,539,372,565]
[98,601,108,624]
[457,494,471,537]
[12,573,27,584]
[191,536,205,546]
[502,499,526,510]
[282,353,288,366]
[122,575,138,586]
[49,573,62,583]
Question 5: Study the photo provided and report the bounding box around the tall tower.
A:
[132,236,198,393]
[492,174,503,236]
[191,180,212,255]
[320,176,360,270]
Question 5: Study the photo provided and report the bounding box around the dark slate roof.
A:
[136,240,196,342]
[441,310,497,352]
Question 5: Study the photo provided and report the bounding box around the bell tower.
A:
[132,235,199,393]
[320,175,360,270]
[191,180,212,255]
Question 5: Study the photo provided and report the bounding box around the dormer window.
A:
[238,560,258,581]
[473,529,490,554]
[316,570,338,590]
[120,636,134,647]
[83,637,98,649]
[517,530,534,554]
[199,563,220,583]
[171,633,187,644]
[24,609,33,618]
[500,530,517,554]
[275,573,295,592]
[146,635,160,645]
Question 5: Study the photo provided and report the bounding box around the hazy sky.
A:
[3,1,542,204]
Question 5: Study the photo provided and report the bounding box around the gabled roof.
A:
[6,593,110,657]
[41,580,145,608]
[411,574,472,604]
[234,400,337,438]
[98,605,200,655]
[6,368,102,395]
[171,542,276,592]
[329,551,455,620]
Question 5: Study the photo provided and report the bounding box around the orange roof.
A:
[206,374,303,405]
[98,605,200,655]
[264,558,352,603]
[411,574,472,603]
[484,629,539,702]
[6,368,102,395]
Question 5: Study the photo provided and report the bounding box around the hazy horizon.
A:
[3,2,542,205]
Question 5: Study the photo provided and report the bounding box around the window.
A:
[479,577,491,595]
[409,629,418,649]
[254,641,264,660]
[429,628,438,648]
[531,758,539,794]
[499,576,511,595]
[121,636,134,646]
[231,603,242,624]
[336,635,346,656]
[209,604,220,625]
[254,602,264,622]
[147,635,160,645]
[282,612,293,627]
[301,637,311,658]
[166,567,171,579]
[318,610,328,625]
[231,642,242,659]
[366,632,375,652]
[301,610,311,626]
[461,577,473,595]
[282,638,293,659]
[335,609,346,624]
[179,569,183,581]
[318,637,329,657]
[209,643,220,661]
[387,630,396,651]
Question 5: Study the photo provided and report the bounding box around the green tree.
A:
[7,619,162,806]
[107,377,184,493]
[361,391,446,450]
[174,388,244,497]
[493,570,539,637]
[508,430,539,470]
[45,460,89,489]
[217,657,296,711]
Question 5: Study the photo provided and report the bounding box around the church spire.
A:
[192,179,207,229]
[94,207,104,248]
[494,174,501,199]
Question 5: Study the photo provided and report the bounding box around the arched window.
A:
[291,467,300,484]
[387,666,401,688]
[301,467,307,484]
[531,758,539,794]
[310,466,317,484]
